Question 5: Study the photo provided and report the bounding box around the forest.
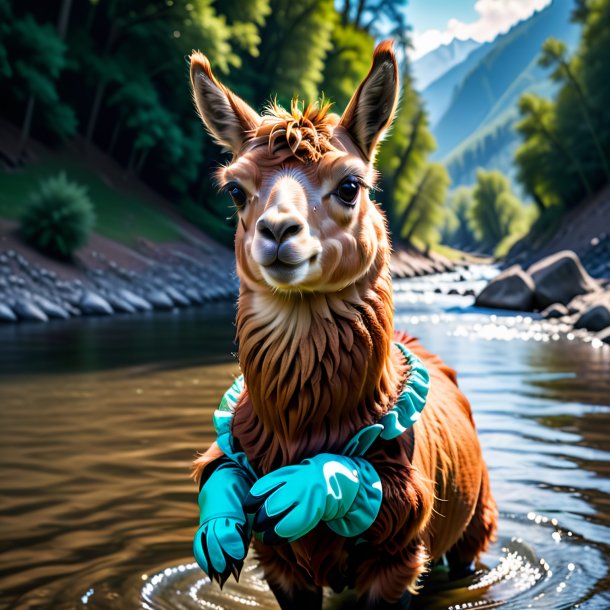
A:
[441,0,610,257]
[0,0,452,252]
[2,0,609,260]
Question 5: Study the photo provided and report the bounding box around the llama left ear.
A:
[190,51,260,154]
[340,40,400,161]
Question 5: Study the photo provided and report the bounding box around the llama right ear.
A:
[340,40,399,161]
[190,52,260,154]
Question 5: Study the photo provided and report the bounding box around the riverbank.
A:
[0,219,238,323]
[0,220,466,324]
[475,249,610,346]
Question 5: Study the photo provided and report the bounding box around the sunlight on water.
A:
[132,513,606,610]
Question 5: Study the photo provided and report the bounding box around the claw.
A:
[231,560,243,582]
[218,568,230,590]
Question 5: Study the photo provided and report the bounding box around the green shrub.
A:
[20,172,95,259]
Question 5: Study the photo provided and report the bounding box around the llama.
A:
[189,41,497,610]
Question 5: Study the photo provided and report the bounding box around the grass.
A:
[0,153,183,245]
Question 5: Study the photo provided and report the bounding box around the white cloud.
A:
[411,0,553,60]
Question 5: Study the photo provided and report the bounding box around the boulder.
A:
[13,299,49,322]
[118,289,152,312]
[146,290,174,311]
[541,303,569,319]
[528,250,599,310]
[80,291,114,316]
[35,297,70,319]
[0,303,17,322]
[105,293,136,314]
[184,287,203,305]
[574,303,610,332]
[165,286,190,307]
[475,265,535,311]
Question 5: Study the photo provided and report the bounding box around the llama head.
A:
[190,42,399,295]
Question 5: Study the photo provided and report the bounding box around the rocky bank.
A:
[476,249,610,345]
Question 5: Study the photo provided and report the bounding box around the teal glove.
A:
[193,458,255,587]
[243,454,382,545]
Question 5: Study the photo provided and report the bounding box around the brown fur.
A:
[190,41,497,603]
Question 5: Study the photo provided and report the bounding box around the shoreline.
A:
[0,228,463,325]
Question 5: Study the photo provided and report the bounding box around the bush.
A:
[20,172,95,259]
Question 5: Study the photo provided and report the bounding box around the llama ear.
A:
[190,51,260,154]
[340,40,399,160]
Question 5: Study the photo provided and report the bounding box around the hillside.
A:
[420,0,580,189]
[412,38,480,93]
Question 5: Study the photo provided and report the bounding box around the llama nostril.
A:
[257,217,303,243]
[281,223,302,240]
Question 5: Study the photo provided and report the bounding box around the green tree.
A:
[470,170,534,256]
[2,11,76,156]
[539,37,609,180]
[376,69,444,248]
[516,0,610,219]
[238,0,336,107]
[440,187,478,251]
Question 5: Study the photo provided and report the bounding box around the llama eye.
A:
[227,183,247,208]
[336,178,360,206]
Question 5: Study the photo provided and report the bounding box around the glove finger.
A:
[195,529,222,584]
[274,502,323,541]
[193,526,210,574]
[206,521,228,574]
[220,521,247,560]
[248,469,297,499]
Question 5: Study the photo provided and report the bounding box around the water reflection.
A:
[0,276,609,609]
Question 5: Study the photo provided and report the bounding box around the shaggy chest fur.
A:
[231,275,407,474]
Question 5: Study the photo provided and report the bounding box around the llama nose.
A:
[256,216,303,244]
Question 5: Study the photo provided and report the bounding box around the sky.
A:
[407,0,553,60]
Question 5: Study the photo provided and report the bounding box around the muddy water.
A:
[1,280,609,610]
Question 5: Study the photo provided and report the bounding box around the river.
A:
[1,271,609,610]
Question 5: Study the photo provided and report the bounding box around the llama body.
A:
[190,41,497,609]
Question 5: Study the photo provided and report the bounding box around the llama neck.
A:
[233,263,407,472]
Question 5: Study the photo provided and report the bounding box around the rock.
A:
[118,289,152,312]
[13,299,49,322]
[528,250,599,310]
[80,291,114,316]
[146,290,174,311]
[184,287,203,304]
[105,294,136,314]
[0,303,17,322]
[35,297,70,319]
[475,265,535,311]
[596,327,610,345]
[574,303,610,332]
[165,286,190,307]
[541,303,569,319]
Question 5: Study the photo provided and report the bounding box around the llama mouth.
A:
[260,258,311,286]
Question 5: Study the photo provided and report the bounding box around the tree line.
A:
[0,0,449,250]
[515,0,610,226]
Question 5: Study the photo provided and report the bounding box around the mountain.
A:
[411,38,481,92]
[420,0,580,191]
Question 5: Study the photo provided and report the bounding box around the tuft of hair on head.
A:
[253,97,338,163]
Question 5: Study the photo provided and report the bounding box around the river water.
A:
[1,271,609,610]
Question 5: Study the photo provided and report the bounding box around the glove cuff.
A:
[198,460,254,526]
